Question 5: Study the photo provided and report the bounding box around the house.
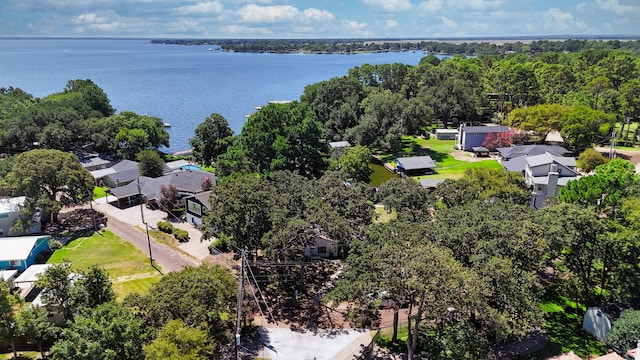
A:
[185,191,211,227]
[0,269,18,289]
[497,144,572,161]
[304,234,341,259]
[13,264,52,291]
[0,196,41,236]
[525,152,580,208]
[434,129,458,140]
[109,169,216,208]
[395,156,437,176]
[0,236,50,271]
[455,124,510,151]
[499,145,572,173]
[99,160,141,188]
[76,152,119,171]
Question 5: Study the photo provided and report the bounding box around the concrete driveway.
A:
[256,327,373,360]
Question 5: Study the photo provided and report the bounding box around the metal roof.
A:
[14,264,52,284]
[0,236,49,262]
[395,156,436,171]
[461,125,510,134]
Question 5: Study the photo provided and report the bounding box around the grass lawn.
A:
[0,351,42,359]
[526,287,606,360]
[47,229,162,300]
[92,186,108,199]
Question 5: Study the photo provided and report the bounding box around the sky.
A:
[1,0,639,39]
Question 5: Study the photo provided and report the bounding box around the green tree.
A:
[222,102,328,178]
[0,280,18,358]
[15,305,59,359]
[334,145,372,183]
[143,319,214,360]
[5,149,94,223]
[129,266,236,355]
[577,147,609,173]
[137,149,164,178]
[607,309,640,351]
[189,113,234,166]
[202,175,274,255]
[35,261,74,321]
[51,302,145,360]
[63,79,115,118]
[70,265,115,311]
[560,106,616,152]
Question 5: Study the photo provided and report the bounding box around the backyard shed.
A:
[435,129,458,140]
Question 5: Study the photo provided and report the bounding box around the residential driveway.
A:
[256,327,373,360]
[92,195,204,272]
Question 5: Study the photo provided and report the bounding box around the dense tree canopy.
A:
[189,113,234,166]
[5,149,94,223]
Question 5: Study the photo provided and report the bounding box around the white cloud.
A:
[361,0,414,12]
[543,8,586,32]
[237,4,301,23]
[448,0,505,10]
[175,1,223,15]
[418,0,443,13]
[439,16,458,28]
[302,8,334,22]
[383,19,399,29]
[580,0,638,15]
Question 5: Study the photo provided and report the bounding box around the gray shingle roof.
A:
[109,170,217,201]
[497,145,570,160]
[526,152,576,168]
[395,156,436,171]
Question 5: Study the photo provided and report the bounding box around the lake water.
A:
[0,38,432,152]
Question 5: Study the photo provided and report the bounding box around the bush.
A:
[157,221,174,234]
[211,235,231,252]
[49,239,63,250]
[174,229,189,243]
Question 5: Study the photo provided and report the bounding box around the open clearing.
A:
[47,229,162,300]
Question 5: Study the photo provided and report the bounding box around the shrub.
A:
[174,229,189,243]
[157,221,174,234]
[49,239,63,250]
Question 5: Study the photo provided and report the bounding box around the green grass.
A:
[0,351,41,360]
[377,325,410,352]
[92,186,108,199]
[404,136,502,179]
[526,287,606,360]
[47,229,162,300]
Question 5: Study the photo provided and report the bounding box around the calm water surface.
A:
[0,39,432,152]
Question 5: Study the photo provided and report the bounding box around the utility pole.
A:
[609,129,616,160]
[138,178,153,266]
[235,249,245,360]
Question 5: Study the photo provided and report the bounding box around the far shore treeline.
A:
[151,37,640,55]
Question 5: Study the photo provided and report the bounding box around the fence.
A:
[355,329,381,360]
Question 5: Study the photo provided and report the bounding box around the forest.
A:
[1,42,640,359]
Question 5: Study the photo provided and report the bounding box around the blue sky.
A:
[1,0,638,38]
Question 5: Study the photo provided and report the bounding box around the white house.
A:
[185,191,211,227]
[525,152,580,208]
[304,234,341,259]
[0,196,41,236]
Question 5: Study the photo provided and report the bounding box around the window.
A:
[318,246,327,254]
[9,259,20,267]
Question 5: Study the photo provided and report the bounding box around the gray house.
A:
[0,196,41,236]
[525,152,580,208]
[456,125,510,151]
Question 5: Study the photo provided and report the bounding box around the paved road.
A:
[104,214,199,273]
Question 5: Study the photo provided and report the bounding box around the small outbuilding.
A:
[395,156,437,176]
[435,129,458,140]
[329,141,351,149]
[471,146,490,157]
